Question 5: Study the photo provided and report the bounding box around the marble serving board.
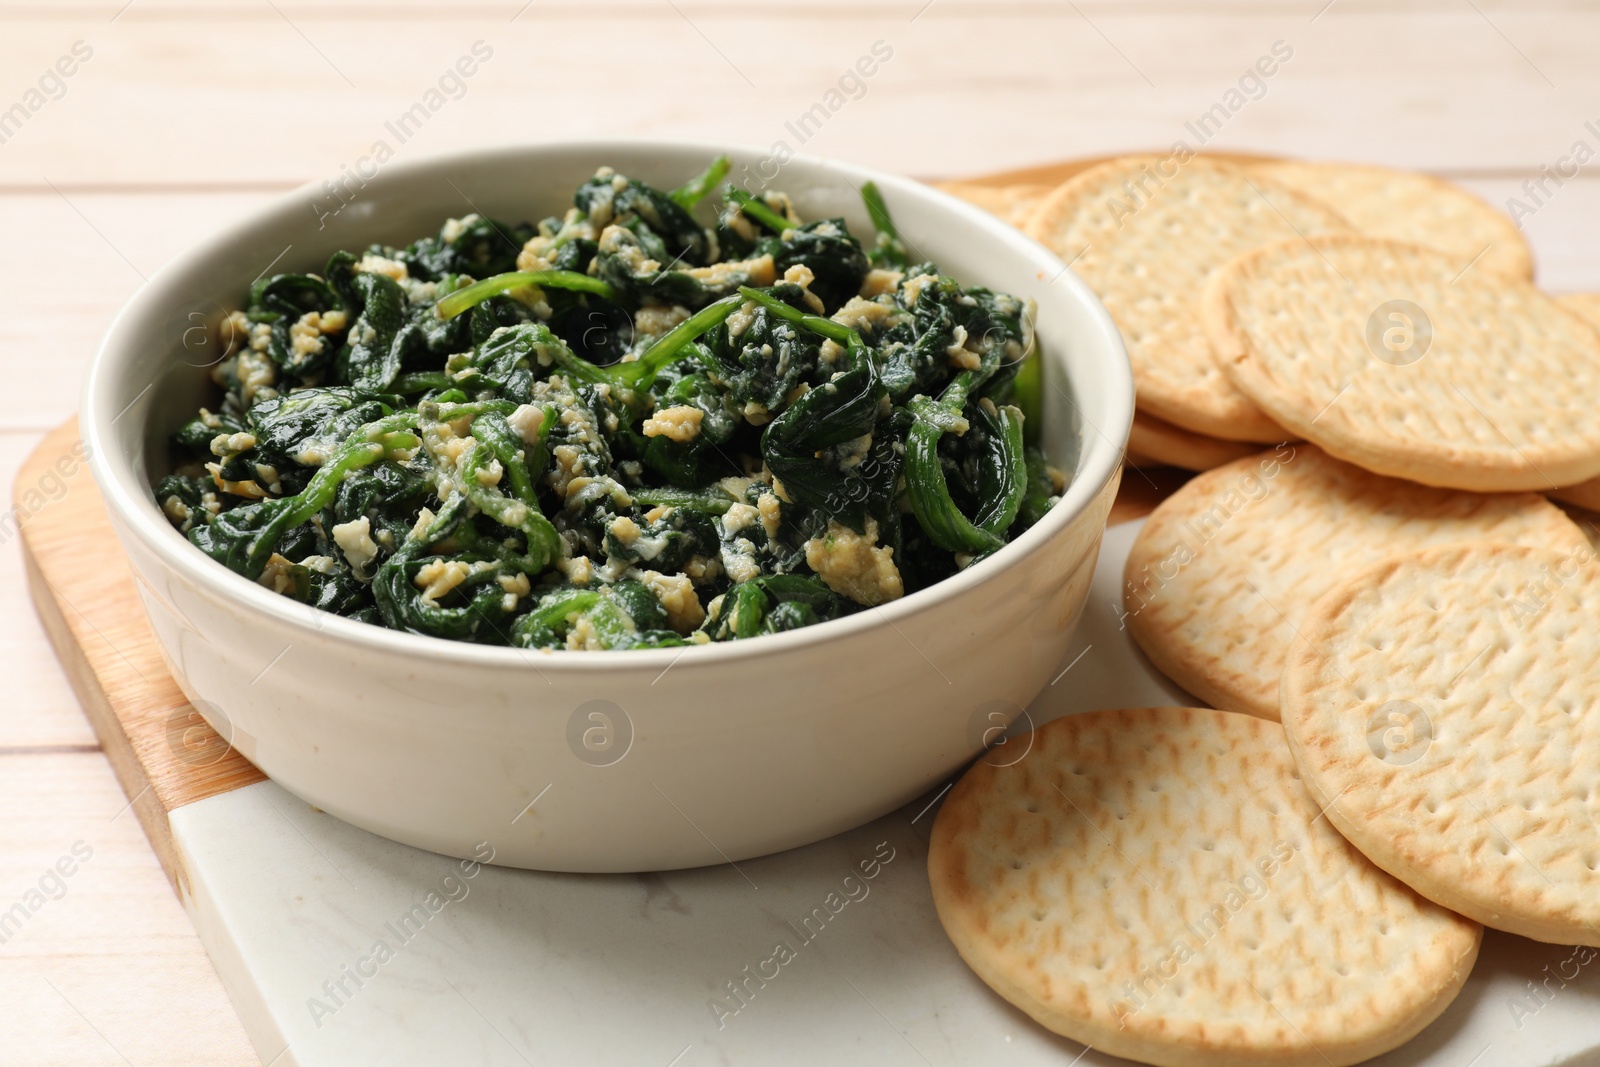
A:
[150,522,1600,1067]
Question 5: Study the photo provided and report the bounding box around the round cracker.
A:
[1128,409,1266,471]
[1207,233,1600,491]
[1546,293,1600,510]
[1023,155,1346,443]
[934,181,1055,229]
[1558,291,1600,324]
[1125,445,1586,719]
[929,706,1481,1067]
[1248,160,1533,280]
[1282,543,1600,945]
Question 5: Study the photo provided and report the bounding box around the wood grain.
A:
[2,6,1600,187]
[0,751,258,1067]
[0,435,103,747]
[17,420,267,896]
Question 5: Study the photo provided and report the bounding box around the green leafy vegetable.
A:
[670,155,731,209]
[434,271,619,321]
[860,180,909,269]
[160,162,1063,649]
[725,187,795,234]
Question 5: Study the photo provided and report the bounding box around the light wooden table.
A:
[3,2,1598,1062]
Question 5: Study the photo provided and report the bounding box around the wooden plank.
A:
[1461,177,1600,292]
[17,420,269,895]
[0,1,1590,9]
[0,1,1591,17]
[0,8,1597,185]
[0,433,103,748]
[0,751,258,1066]
[0,192,271,427]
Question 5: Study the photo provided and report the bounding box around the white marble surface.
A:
[166,522,1600,1066]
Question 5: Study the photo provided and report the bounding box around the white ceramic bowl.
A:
[84,140,1131,872]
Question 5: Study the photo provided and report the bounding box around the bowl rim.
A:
[83,136,1132,672]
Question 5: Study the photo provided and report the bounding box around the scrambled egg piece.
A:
[642,405,704,443]
[803,517,903,607]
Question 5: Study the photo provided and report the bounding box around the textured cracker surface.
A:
[1249,160,1533,280]
[1208,234,1600,491]
[1023,156,1346,442]
[1282,544,1600,945]
[928,707,1481,1067]
[1558,291,1600,324]
[1129,409,1264,471]
[935,181,1055,228]
[1125,445,1586,719]
[1548,293,1600,509]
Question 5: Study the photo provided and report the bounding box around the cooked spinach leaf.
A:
[160,162,1064,649]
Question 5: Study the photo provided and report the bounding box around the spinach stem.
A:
[246,412,417,574]
[726,187,795,234]
[736,286,870,369]
[435,270,619,321]
[615,295,743,389]
[903,369,1026,555]
[1011,346,1042,446]
[670,155,731,209]
[860,180,909,268]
